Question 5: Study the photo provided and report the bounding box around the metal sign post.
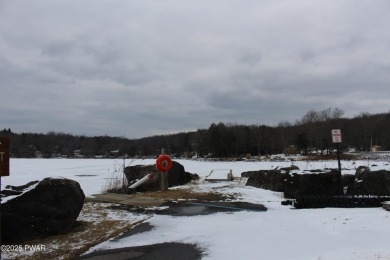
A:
[331,129,342,175]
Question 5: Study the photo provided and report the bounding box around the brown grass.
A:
[134,188,236,202]
[101,170,128,193]
[4,202,146,260]
[303,153,357,161]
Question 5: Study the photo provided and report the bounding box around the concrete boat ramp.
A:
[87,191,268,213]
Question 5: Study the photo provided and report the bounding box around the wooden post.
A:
[156,149,172,191]
[160,148,167,191]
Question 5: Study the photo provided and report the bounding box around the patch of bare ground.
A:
[133,188,236,202]
[303,153,357,161]
[3,202,148,260]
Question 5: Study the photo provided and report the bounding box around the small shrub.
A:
[101,159,135,193]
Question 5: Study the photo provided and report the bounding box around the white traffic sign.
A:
[331,129,342,143]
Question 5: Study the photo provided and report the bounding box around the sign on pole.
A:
[331,129,342,143]
[0,137,10,176]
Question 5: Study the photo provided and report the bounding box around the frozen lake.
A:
[2,158,390,259]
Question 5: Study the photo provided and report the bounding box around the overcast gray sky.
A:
[1,0,389,138]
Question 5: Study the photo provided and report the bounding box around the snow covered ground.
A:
[2,158,390,259]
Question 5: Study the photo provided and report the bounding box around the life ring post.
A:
[156,152,173,190]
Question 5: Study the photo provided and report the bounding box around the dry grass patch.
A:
[133,188,236,202]
[3,202,149,260]
[303,154,357,161]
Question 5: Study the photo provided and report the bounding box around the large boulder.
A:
[124,161,199,192]
[352,166,390,195]
[1,178,85,244]
[243,169,292,192]
[242,166,300,193]
[283,169,342,198]
[341,174,355,194]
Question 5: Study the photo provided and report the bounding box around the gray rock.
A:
[124,161,199,192]
[1,178,85,244]
[353,166,390,195]
[284,169,342,198]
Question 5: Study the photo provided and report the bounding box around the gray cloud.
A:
[1,0,389,138]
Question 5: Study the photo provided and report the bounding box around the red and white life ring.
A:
[156,154,173,172]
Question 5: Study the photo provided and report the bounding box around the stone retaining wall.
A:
[243,166,390,198]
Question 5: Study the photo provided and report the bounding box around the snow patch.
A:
[1,181,40,204]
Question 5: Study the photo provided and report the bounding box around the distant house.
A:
[110,149,120,157]
[73,150,84,158]
[284,145,299,155]
[371,145,382,152]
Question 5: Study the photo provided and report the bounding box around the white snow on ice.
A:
[2,158,390,259]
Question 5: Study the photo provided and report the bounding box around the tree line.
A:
[1,108,390,158]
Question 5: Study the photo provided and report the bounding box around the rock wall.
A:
[243,167,342,198]
[243,166,390,198]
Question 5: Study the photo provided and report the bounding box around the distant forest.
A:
[1,108,390,158]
